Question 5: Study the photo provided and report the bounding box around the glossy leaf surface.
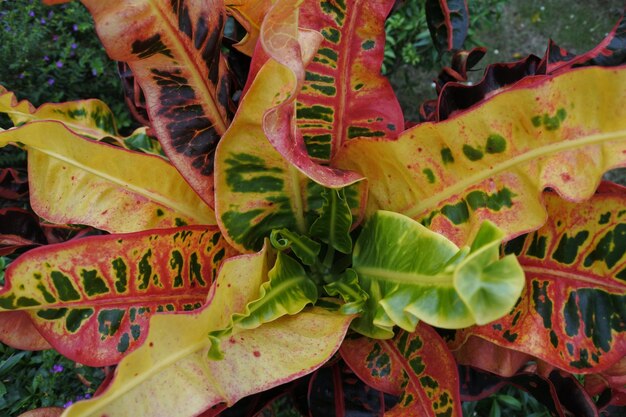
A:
[351,211,523,337]
[335,66,626,246]
[216,252,318,341]
[0,122,215,232]
[451,183,626,372]
[82,0,231,207]
[0,226,230,366]
[215,33,366,253]
[62,248,352,417]
[341,323,462,417]
[255,0,365,188]
[296,0,403,162]
[0,86,118,140]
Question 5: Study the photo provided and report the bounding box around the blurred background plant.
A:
[0,0,133,133]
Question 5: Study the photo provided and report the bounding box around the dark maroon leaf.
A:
[0,167,28,202]
[546,14,626,73]
[308,362,386,417]
[425,0,469,54]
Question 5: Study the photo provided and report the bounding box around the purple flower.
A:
[71,43,77,49]
[43,55,50,62]
[48,78,55,86]
[52,364,64,373]
[48,10,54,18]
[40,18,46,25]
[52,34,58,42]
[63,401,73,408]
[91,68,98,76]
[56,61,63,68]
[72,24,78,32]
[29,10,35,17]
[18,73,24,79]
[84,393,92,399]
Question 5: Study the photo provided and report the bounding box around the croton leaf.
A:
[309,188,353,254]
[0,121,215,233]
[217,251,318,339]
[295,0,403,162]
[270,229,321,266]
[307,362,387,417]
[0,208,47,255]
[62,248,352,417]
[0,86,119,140]
[17,408,64,417]
[253,0,366,189]
[425,0,469,54]
[225,0,273,56]
[0,226,231,366]
[450,182,626,372]
[214,23,366,253]
[0,167,28,201]
[335,66,626,247]
[350,211,523,337]
[451,335,532,377]
[341,322,462,417]
[81,0,232,207]
[585,356,626,399]
[0,311,51,351]
[546,15,626,73]
[459,366,598,417]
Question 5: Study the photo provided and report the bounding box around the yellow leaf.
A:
[0,122,215,232]
[62,248,351,417]
[335,66,626,245]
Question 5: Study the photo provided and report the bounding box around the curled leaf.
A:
[351,211,524,338]
[270,228,321,266]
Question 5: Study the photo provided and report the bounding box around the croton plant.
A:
[1,0,626,416]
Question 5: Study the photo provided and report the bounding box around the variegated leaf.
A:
[82,0,232,207]
[341,323,462,417]
[215,19,366,253]
[256,0,365,188]
[0,226,231,366]
[62,248,352,417]
[225,0,272,56]
[0,122,215,233]
[295,0,403,162]
[335,66,626,246]
[0,86,118,140]
[450,182,626,372]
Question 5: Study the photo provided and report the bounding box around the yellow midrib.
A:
[406,130,626,219]
[29,145,211,224]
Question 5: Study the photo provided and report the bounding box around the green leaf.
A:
[212,252,319,345]
[351,211,524,338]
[270,228,321,266]
[323,269,368,315]
[309,188,353,254]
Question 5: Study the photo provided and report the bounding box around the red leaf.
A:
[341,323,462,416]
